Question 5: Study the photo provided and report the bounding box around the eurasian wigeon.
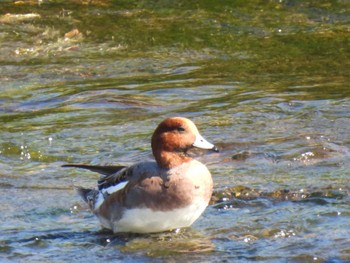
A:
[63,117,218,234]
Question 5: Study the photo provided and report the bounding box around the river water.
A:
[0,1,349,262]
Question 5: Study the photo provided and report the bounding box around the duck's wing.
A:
[97,167,131,192]
[64,164,131,211]
[62,164,126,176]
[62,163,131,193]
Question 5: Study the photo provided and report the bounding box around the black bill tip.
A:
[212,145,219,152]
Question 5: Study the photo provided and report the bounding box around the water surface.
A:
[0,0,349,262]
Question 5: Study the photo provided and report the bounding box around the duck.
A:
[63,117,218,234]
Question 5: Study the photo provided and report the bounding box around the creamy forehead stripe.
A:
[180,118,215,149]
[181,118,200,135]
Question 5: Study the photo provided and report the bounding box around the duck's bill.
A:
[193,134,219,152]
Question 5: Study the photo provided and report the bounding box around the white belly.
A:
[107,199,208,233]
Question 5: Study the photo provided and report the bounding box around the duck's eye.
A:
[176,126,185,132]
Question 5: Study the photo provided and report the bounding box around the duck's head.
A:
[151,117,218,169]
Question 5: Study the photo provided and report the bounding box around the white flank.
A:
[110,199,208,233]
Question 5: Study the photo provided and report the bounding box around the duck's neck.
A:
[154,151,192,169]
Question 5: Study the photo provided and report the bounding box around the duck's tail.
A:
[63,164,126,176]
[76,187,92,203]
[75,187,101,211]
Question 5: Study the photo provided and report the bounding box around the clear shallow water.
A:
[0,0,349,262]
